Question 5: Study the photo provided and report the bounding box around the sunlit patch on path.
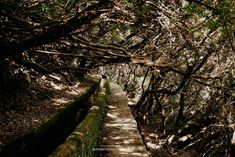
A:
[95,83,150,157]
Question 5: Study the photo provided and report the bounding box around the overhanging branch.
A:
[0,0,113,58]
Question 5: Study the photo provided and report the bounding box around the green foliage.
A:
[184,1,234,30]
[29,1,62,19]
[185,4,196,16]
[124,0,135,8]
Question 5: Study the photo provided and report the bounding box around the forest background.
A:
[0,0,235,156]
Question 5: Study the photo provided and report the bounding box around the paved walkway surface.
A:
[96,83,150,157]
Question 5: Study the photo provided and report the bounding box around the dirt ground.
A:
[0,74,89,143]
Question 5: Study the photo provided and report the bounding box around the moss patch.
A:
[49,82,108,157]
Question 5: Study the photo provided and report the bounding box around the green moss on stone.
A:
[49,80,109,157]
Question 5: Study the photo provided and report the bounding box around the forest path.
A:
[96,83,150,157]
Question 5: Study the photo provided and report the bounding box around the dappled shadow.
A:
[96,83,150,157]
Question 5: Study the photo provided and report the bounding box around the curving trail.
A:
[96,83,150,157]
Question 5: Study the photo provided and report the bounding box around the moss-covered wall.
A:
[0,78,101,157]
[49,80,109,157]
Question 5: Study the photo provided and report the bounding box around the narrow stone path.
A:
[96,83,150,157]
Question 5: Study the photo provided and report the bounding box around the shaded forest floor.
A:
[134,107,235,157]
[0,74,89,143]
